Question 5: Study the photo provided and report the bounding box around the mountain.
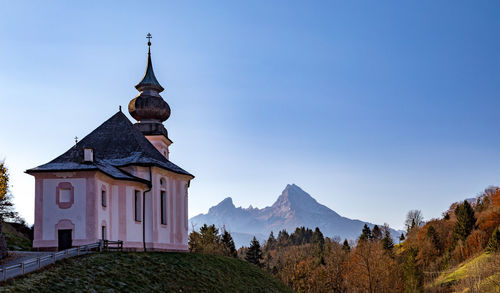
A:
[189,184,402,248]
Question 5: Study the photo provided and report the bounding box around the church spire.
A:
[128,34,171,140]
[135,33,164,93]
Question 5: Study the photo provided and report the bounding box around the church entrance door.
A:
[58,229,72,251]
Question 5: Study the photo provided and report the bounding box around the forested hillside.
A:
[259,187,500,292]
[189,186,500,292]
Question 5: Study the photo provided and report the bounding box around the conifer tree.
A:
[265,231,277,251]
[245,236,263,266]
[381,228,394,251]
[426,226,441,252]
[372,225,382,240]
[359,224,372,241]
[403,247,423,292]
[399,233,405,243]
[454,200,476,241]
[221,229,237,257]
[311,227,325,246]
[277,230,290,247]
[486,227,499,253]
[342,239,351,252]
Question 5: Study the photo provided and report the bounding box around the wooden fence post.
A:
[37,257,41,269]
[2,268,5,282]
[21,262,24,274]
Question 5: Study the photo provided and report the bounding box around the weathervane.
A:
[74,136,78,145]
[147,33,152,47]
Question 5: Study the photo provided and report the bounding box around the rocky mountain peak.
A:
[190,184,402,248]
[208,197,235,214]
[273,184,317,209]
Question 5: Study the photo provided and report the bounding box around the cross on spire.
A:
[147,33,152,47]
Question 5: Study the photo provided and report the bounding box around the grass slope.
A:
[430,252,500,292]
[2,222,32,251]
[0,252,292,293]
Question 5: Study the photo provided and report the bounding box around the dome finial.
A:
[134,33,164,93]
[147,33,152,49]
[129,33,171,127]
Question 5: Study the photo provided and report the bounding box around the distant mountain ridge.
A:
[189,184,402,247]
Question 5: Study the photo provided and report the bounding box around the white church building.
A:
[27,36,194,251]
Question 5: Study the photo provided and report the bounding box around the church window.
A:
[101,225,106,240]
[56,182,74,209]
[101,190,106,207]
[60,188,71,203]
[134,190,141,222]
[161,191,167,225]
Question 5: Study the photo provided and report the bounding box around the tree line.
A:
[188,186,500,292]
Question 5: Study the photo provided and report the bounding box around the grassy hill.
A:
[428,252,500,292]
[2,222,32,251]
[0,252,292,292]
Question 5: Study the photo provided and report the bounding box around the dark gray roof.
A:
[26,111,193,181]
[135,49,164,93]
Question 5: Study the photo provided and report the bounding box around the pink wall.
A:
[31,168,190,251]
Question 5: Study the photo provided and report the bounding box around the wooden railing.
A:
[102,240,123,252]
[0,242,101,282]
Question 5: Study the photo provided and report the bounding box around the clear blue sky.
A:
[1,1,499,230]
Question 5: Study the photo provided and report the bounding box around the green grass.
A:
[430,252,500,292]
[2,222,32,251]
[0,252,293,293]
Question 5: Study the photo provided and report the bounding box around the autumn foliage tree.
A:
[0,162,10,259]
[189,186,500,292]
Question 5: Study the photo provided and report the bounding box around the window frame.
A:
[160,190,167,225]
[101,189,107,207]
[134,190,142,222]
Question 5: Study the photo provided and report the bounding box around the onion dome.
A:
[129,34,171,123]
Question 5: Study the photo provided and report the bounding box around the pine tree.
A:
[265,231,277,251]
[277,230,290,247]
[360,224,372,241]
[403,247,423,292]
[399,233,405,243]
[454,201,476,241]
[221,229,237,257]
[426,226,441,253]
[311,227,325,246]
[188,231,201,253]
[486,227,500,253]
[372,225,382,240]
[245,236,263,266]
[342,239,350,252]
[382,228,394,251]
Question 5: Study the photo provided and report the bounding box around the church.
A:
[26,35,194,251]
